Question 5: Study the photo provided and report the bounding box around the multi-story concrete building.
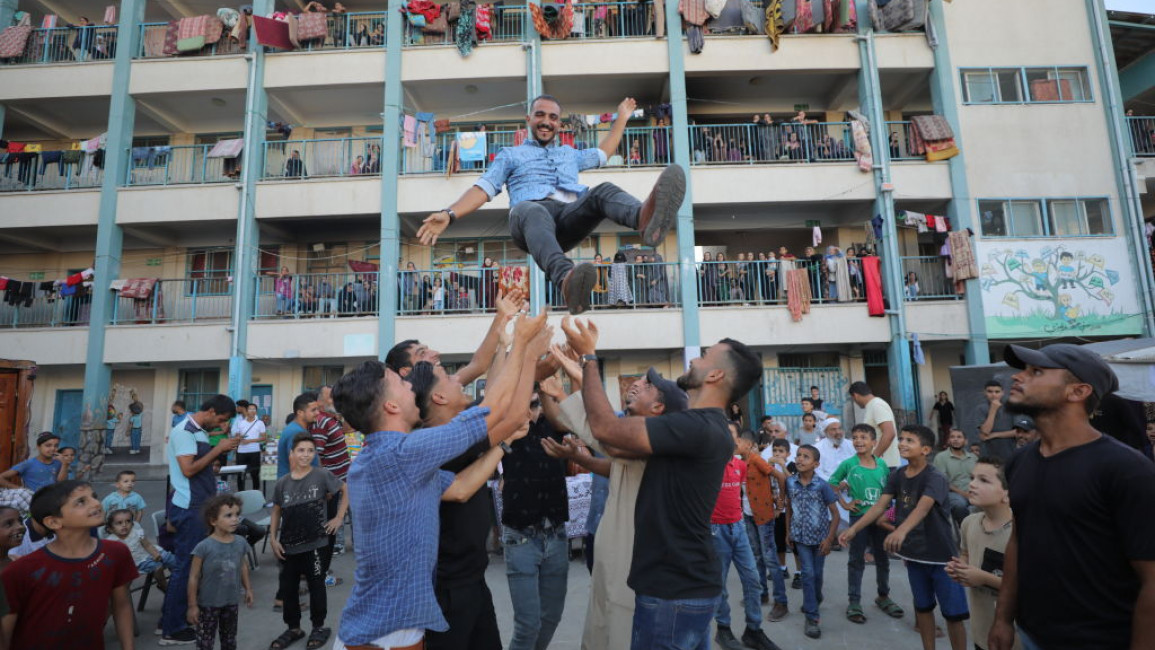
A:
[0,0,1150,467]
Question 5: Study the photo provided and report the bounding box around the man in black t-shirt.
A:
[990,344,1155,650]
[562,318,767,650]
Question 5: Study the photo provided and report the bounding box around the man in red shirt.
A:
[310,385,352,561]
[711,421,781,650]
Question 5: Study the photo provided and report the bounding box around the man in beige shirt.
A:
[541,367,687,650]
[849,381,899,469]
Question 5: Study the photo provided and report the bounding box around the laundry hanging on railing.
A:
[207,139,244,159]
[0,268,94,308]
[130,146,172,169]
[868,0,927,32]
[117,278,158,299]
[456,132,487,162]
[909,115,958,162]
[253,15,294,49]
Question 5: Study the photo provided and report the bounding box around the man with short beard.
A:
[990,344,1155,650]
[562,318,768,650]
[416,95,687,315]
[539,366,689,650]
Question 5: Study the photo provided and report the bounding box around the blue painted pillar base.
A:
[526,2,548,314]
[228,356,253,402]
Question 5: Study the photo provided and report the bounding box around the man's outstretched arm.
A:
[455,290,526,386]
[598,98,638,159]
[417,186,490,246]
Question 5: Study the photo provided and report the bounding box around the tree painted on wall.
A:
[979,246,1119,322]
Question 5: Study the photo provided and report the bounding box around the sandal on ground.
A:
[307,627,332,650]
[875,596,904,618]
[270,628,305,650]
[846,603,866,624]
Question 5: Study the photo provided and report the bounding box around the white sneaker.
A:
[129,450,139,455]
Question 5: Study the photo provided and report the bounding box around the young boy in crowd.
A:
[794,413,821,446]
[839,425,968,650]
[1,480,138,649]
[269,434,347,650]
[829,423,903,624]
[57,446,89,480]
[102,470,147,522]
[0,432,67,492]
[0,506,25,571]
[946,458,1018,650]
[785,445,839,639]
[768,438,802,595]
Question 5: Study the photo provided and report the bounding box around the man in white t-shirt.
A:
[233,400,267,491]
[848,382,899,469]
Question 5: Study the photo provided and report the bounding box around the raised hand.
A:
[539,376,567,401]
[514,309,548,342]
[560,316,599,356]
[617,97,637,119]
[550,343,583,384]
[416,211,451,246]
[496,289,527,320]
[528,324,554,359]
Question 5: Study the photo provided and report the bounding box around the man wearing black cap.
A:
[1010,415,1038,449]
[561,318,769,650]
[990,344,1155,650]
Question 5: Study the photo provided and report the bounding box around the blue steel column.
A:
[227,0,273,399]
[526,0,547,313]
[0,0,15,34]
[925,0,989,363]
[81,0,144,426]
[854,1,914,420]
[1084,0,1155,336]
[377,0,405,358]
[665,0,700,365]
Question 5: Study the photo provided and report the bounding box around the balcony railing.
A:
[900,255,960,301]
[110,278,233,325]
[0,25,119,65]
[885,121,923,161]
[1127,116,1155,157]
[254,271,381,319]
[404,4,526,46]
[0,290,93,328]
[0,152,104,192]
[124,144,234,186]
[696,258,866,305]
[262,137,384,180]
[290,12,389,52]
[689,122,856,165]
[567,2,656,40]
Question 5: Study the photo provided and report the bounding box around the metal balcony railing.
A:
[0,25,119,65]
[0,151,104,192]
[900,255,961,301]
[404,4,526,46]
[109,278,233,325]
[688,122,856,165]
[566,2,656,40]
[884,121,924,161]
[1126,116,1155,157]
[254,271,381,319]
[124,144,235,186]
[262,137,385,180]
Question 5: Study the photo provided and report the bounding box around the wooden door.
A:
[0,372,17,471]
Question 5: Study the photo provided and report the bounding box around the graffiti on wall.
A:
[976,240,1142,338]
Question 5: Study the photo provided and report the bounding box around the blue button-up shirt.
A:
[338,406,490,644]
[786,475,837,546]
[475,140,607,207]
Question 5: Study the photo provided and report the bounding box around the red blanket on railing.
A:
[862,255,884,317]
[120,278,158,299]
[253,15,294,50]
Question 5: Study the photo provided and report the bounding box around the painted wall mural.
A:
[975,239,1142,338]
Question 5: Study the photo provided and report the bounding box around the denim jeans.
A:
[846,515,890,603]
[743,516,767,595]
[104,427,115,449]
[161,505,207,636]
[631,593,717,650]
[130,427,142,452]
[755,520,788,605]
[276,294,291,313]
[710,521,763,630]
[795,543,826,621]
[502,525,569,650]
[946,491,971,524]
[137,548,179,574]
[509,183,642,287]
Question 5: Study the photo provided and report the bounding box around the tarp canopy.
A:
[1080,337,1155,402]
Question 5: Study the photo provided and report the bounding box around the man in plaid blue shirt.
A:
[332,311,549,650]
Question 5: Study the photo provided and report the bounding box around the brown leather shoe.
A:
[637,164,685,246]
[560,263,597,315]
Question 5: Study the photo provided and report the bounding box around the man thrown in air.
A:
[417,94,686,315]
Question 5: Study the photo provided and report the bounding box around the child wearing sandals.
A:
[945,457,1020,650]
[269,433,348,650]
[828,423,905,624]
[188,494,254,650]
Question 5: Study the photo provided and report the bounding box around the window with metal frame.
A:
[186,248,234,296]
[961,66,1092,104]
[178,369,221,410]
[979,198,1112,238]
[303,366,345,393]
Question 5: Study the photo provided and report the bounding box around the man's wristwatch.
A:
[499,442,513,454]
[441,207,458,224]
[580,354,598,366]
